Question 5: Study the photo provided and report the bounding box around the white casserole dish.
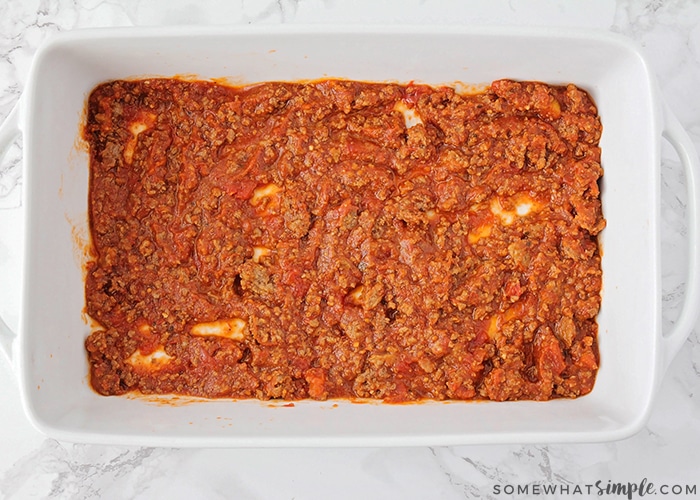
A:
[0,26,699,447]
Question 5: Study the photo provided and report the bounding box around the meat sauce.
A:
[84,78,604,402]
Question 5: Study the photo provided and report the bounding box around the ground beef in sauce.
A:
[84,78,604,402]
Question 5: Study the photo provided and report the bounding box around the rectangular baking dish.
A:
[0,26,699,447]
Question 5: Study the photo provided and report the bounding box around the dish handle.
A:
[0,100,22,367]
[660,104,700,375]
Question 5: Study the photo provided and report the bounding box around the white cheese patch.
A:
[127,347,172,370]
[191,318,247,341]
[250,183,282,206]
[130,121,150,136]
[252,246,271,263]
[123,114,156,164]
[490,199,515,225]
[490,196,538,226]
[453,82,489,96]
[516,202,533,216]
[470,194,539,243]
[393,101,423,129]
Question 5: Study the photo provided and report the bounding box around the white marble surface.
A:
[1,1,699,498]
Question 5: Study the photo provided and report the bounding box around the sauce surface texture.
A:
[84,78,604,402]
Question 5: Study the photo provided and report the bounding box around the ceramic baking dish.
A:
[0,26,699,447]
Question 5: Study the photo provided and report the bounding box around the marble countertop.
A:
[1,1,699,498]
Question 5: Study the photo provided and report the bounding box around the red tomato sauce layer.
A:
[84,78,604,402]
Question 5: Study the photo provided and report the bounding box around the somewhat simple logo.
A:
[492,479,697,498]
[595,479,655,499]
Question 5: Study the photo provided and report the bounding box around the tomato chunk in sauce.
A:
[84,78,604,402]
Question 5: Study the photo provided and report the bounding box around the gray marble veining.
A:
[0,1,698,499]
